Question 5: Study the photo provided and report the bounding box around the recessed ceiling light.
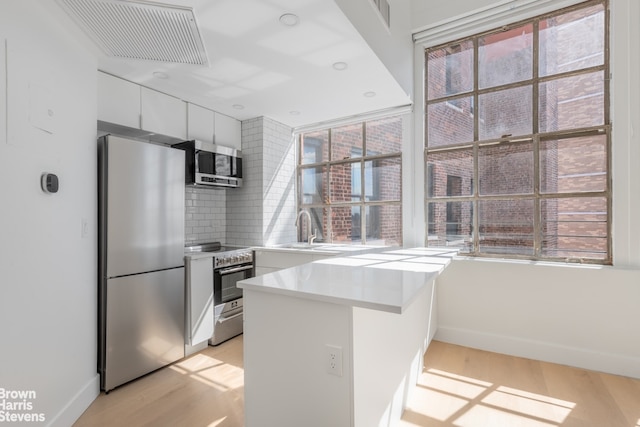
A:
[279,13,299,27]
[152,71,169,79]
[332,62,348,71]
[363,91,377,98]
[232,104,245,110]
[289,110,300,115]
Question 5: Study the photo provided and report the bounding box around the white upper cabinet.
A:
[97,72,141,129]
[187,103,215,143]
[214,112,241,150]
[98,71,237,145]
[140,87,187,140]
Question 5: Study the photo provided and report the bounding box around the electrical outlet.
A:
[326,344,343,376]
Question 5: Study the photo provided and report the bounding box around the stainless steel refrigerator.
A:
[98,135,186,392]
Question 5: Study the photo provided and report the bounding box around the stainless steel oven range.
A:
[185,242,253,345]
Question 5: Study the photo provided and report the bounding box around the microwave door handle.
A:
[218,265,253,275]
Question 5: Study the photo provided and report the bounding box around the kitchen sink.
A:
[285,243,316,249]
[276,243,371,252]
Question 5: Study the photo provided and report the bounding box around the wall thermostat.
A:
[41,173,59,194]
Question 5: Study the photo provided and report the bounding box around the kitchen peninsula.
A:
[239,247,456,427]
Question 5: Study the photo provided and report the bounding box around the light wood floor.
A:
[74,337,640,427]
[401,341,640,427]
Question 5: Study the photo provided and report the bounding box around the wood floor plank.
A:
[599,373,640,426]
[75,337,640,427]
[74,336,245,427]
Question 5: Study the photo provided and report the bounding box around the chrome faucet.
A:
[295,209,317,244]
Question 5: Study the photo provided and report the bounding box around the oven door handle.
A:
[218,264,253,275]
[218,311,243,323]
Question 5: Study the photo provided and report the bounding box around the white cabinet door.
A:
[186,256,214,345]
[214,112,241,149]
[97,72,140,128]
[141,87,187,139]
[187,103,215,143]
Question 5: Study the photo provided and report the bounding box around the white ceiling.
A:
[55,0,412,129]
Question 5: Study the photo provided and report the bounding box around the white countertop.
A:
[254,243,381,256]
[238,247,457,314]
[183,251,216,260]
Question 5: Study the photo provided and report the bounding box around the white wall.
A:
[0,1,99,425]
[437,260,640,378]
[335,0,414,98]
[410,0,640,379]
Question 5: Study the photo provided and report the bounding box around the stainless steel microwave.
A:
[172,140,242,188]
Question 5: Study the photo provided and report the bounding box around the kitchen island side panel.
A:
[243,289,353,427]
[352,281,434,426]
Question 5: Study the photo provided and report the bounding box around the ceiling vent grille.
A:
[56,0,209,65]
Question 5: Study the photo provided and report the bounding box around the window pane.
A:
[331,123,363,161]
[366,204,402,246]
[427,149,473,198]
[331,206,361,243]
[539,71,604,133]
[366,157,401,202]
[479,142,533,195]
[427,98,474,147]
[427,201,473,251]
[479,24,533,89]
[540,4,605,77]
[541,197,607,259]
[427,40,474,100]
[300,166,326,205]
[365,116,403,155]
[301,130,328,164]
[330,162,360,202]
[479,199,534,255]
[540,134,606,194]
[479,86,532,140]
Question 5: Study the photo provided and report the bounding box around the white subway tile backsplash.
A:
[184,186,226,245]
[225,116,296,247]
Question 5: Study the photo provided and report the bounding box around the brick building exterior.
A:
[426,2,608,259]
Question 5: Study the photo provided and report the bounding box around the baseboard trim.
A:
[47,374,100,427]
[435,326,640,379]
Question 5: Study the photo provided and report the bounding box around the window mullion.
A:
[361,123,366,244]
[472,37,480,255]
[533,19,541,258]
